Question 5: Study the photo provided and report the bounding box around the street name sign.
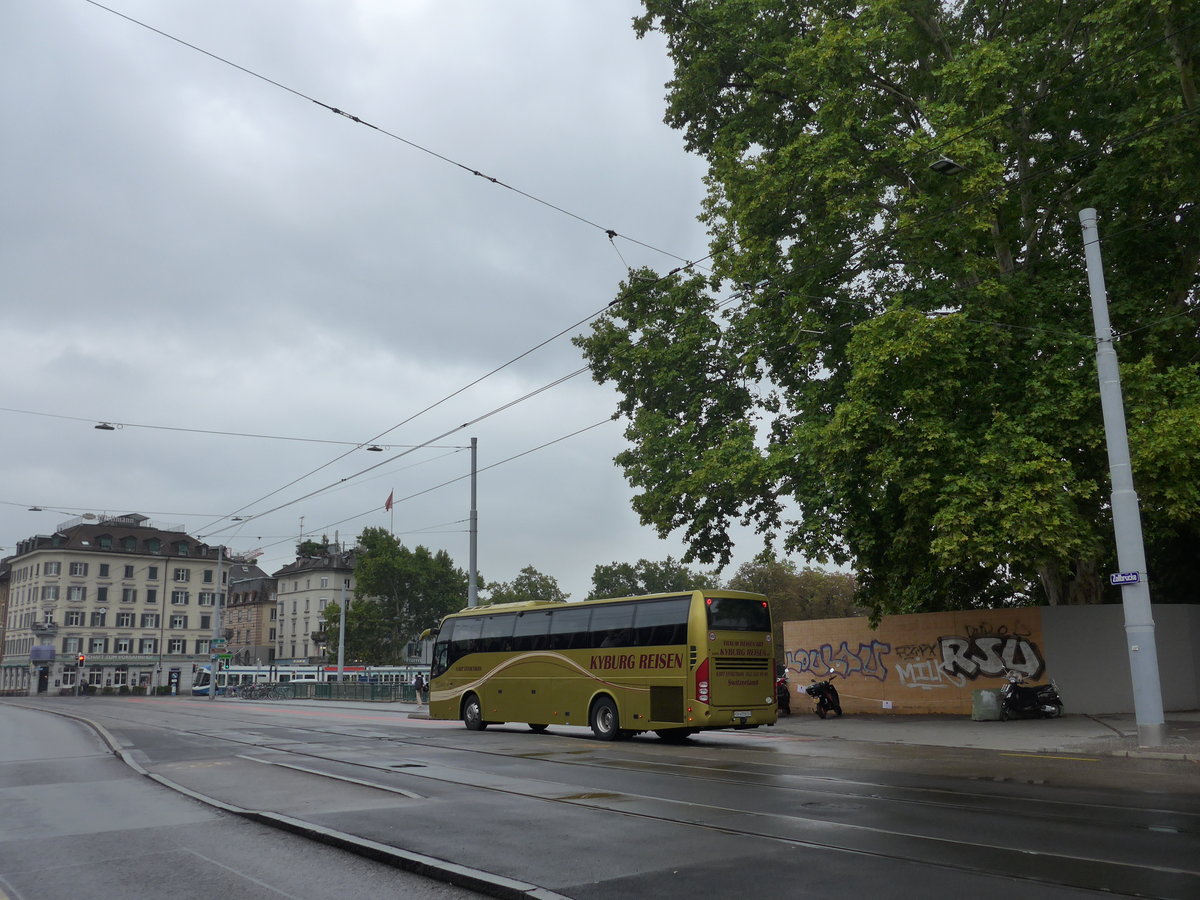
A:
[1110,571,1141,586]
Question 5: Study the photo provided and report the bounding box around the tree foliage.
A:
[587,556,718,599]
[484,565,570,605]
[726,554,860,657]
[576,1,1199,619]
[322,527,468,663]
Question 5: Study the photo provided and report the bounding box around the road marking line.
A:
[1000,752,1099,761]
[237,754,425,799]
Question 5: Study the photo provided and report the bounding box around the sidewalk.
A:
[255,696,1200,761]
[771,707,1200,761]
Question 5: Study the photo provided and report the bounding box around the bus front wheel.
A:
[589,696,620,741]
[463,694,487,731]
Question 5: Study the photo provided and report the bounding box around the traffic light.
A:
[77,654,86,667]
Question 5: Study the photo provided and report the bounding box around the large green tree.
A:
[587,556,717,599]
[322,528,468,663]
[577,1,1200,620]
[484,565,570,605]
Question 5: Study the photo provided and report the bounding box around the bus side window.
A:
[631,598,691,646]
[549,606,592,650]
[480,614,515,653]
[449,617,483,664]
[588,604,635,649]
[512,611,550,652]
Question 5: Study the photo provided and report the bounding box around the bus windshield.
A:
[705,595,772,632]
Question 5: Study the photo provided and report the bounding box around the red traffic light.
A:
[77,654,86,665]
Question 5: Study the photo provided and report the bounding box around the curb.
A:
[8,700,570,900]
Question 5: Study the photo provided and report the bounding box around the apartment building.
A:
[272,547,355,664]
[1,513,236,695]
[223,564,277,666]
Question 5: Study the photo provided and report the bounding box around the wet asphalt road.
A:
[3,696,1198,900]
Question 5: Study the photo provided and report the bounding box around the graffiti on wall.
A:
[785,624,1045,691]
[786,639,892,682]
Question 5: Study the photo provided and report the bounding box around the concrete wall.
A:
[782,604,1199,716]
[1043,604,1200,714]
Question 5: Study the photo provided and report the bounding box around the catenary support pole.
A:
[337,559,346,683]
[1078,208,1165,747]
[209,546,224,702]
[468,436,478,607]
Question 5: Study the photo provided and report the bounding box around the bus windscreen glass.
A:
[705,596,772,632]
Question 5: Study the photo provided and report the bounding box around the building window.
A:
[200,614,211,630]
[89,638,107,653]
[148,566,158,580]
[45,562,61,576]
[42,611,55,625]
[121,588,137,603]
[196,639,210,654]
[124,565,135,579]
[122,537,136,551]
[269,628,276,640]
[98,536,112,550]
[88,668,103,686]
[90,610,107,627]
[270,608,277,620]
[68,586,87,602]
[170,614,187,629]
[140,613,159,629]
[116,613,134,628]
[146,589,157,604]
[198,592,215,606]
[66,610,84,626]
[203,569,214,584]
[320,576,329,588]
[42,585,59,601]
[147,539,161,553]
[175,542,188,556]
[63,637,83,653]
[168,638,185,654]
[171,591,189,605]
[114,638,132,653]
[70,562,88,577]
[99,563,110,577]
[113,668,128,686]
[139,638,157,654]
[96,587,108,603]
[173,568,190,583]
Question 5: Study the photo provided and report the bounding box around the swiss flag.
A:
[384,490,394,512]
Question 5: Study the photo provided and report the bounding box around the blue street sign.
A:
[1110,571,1141,586]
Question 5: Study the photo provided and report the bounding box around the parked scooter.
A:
[999,667,1064,720]
[776,674,792,716]
[804,668,842,719]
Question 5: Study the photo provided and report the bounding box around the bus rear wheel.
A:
[589,696,620,741]
[527,723,549,733]
[463,694,487,731]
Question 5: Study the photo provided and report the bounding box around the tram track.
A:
[23,698,1200,898]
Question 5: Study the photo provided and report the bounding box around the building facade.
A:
[1,513,236,695]
[223,564,277,666]
[272,547,356,664]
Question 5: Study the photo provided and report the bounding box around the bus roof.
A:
[437,589,768,623]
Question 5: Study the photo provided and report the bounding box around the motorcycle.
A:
[776,675,792,716]
[999,667,1063,720]
[804,668,842,719]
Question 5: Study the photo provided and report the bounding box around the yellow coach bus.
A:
[428,589,777,740]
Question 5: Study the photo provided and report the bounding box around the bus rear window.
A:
[705,596,772,632]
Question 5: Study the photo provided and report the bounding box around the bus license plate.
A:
[734,710,751,718]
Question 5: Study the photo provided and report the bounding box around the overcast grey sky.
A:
[1,0,773,600]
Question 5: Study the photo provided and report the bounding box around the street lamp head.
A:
[367,445,384,452]
[94,422,116,431]
[929,157,965,176]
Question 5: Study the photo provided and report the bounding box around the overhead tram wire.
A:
[79,0,693,269]
[200,366,593,538]
[79,3,1195,531]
